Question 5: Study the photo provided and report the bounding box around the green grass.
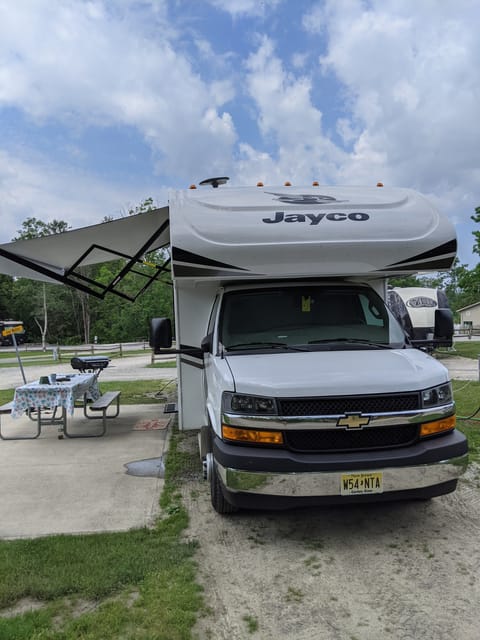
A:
[0,422,204,640]
[243,614,259,634]
[437,340,480,359]
[99,379,177,404]
[0,380,175,407]
[147,360,177,368]
[454,379,480,463]
[0,349,148,367]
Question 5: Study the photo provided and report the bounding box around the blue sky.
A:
[0,0,479,266]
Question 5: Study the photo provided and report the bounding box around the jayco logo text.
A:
[262,212,370,225]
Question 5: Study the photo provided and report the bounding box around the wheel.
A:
[210,461,238,514]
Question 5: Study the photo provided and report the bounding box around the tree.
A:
[472,206,480,256]
[0,274,14,318]
[14,218,70,239]
[12,217,71,350]
[388,275,423,288]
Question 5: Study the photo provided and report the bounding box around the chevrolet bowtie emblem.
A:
[337,413,370,429]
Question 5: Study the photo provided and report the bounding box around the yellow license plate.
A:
[341,472,383,496]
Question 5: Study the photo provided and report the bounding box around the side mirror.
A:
[150,317,172,352]
[201,333,213,353]
[434,308,454,340]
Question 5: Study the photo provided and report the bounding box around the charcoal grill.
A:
[70,356,110,376]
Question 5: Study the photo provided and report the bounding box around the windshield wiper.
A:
[308,338,391,349]
[225,341,308,352]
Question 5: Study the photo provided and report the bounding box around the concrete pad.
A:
[0,404,169,539]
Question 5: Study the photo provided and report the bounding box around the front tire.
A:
[210,460,238,514]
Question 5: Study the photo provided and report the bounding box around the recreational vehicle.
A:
[150,181,468,513]
[387,287,451,347]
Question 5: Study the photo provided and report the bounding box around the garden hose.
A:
[451,379,480,422]
[457,406,480,422]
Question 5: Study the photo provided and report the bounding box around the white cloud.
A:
[315,0,480,198]
[241,36,346,185]
[0,0,237,180]
[301,2,326,34]
[291,52,309,70]
[205,0,282,18]
[0,149,166,242]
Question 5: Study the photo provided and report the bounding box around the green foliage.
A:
[0,275,14,318]
[388,275,423,288]
[127,197,156,216]
[472,205,480,256]
[13,217,71,241]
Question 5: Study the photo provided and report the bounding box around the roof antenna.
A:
[199,176,230,188]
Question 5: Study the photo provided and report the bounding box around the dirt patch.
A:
[183,462,480,640]
[0,597,45,618]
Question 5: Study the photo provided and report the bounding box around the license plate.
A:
[341,472,383,496]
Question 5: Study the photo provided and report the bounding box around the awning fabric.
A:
[0,207,170,301]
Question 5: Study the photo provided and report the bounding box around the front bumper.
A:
[213,430,468,506]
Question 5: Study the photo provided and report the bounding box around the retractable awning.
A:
[0,207,170,301]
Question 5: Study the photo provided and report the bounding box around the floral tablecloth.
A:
[12,373,101,419]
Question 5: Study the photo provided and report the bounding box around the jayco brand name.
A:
[262,212,370,225]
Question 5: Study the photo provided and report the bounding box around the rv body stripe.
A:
[386,239,457,268]
[172,247,247,271]
[180,357,204,370]
[179,345,204,370]
[173,265,254,278]
[179,344,204,360]
[384,256,455,272]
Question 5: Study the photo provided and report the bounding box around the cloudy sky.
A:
[0,0,479,266]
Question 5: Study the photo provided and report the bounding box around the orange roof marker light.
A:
[284,181,292,186]
[376,182,384,187]
[189,184,197,189]
[257,181,264,187]
[312,181,319,186]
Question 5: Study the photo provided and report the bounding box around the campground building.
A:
[457,301,480,332]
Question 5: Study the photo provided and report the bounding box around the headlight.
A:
[223,392,277,415]
[421,382,453,408]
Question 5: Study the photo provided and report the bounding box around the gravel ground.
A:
[184,462,480,640]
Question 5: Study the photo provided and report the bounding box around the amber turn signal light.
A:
[420,415,456,437]
[222,425,284,445]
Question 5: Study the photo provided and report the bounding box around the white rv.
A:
[149,180,468,513]
[387,287,451,346]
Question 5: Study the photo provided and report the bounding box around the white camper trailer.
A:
[150,181,468,513]
[387,287,451,347]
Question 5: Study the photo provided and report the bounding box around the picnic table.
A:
[8,373,100,438]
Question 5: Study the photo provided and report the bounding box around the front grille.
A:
[278,393,420,416]
[285,424,419,453]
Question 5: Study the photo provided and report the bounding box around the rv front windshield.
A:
[220,285,405,350]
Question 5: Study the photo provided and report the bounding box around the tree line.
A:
[0,202,478,346]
